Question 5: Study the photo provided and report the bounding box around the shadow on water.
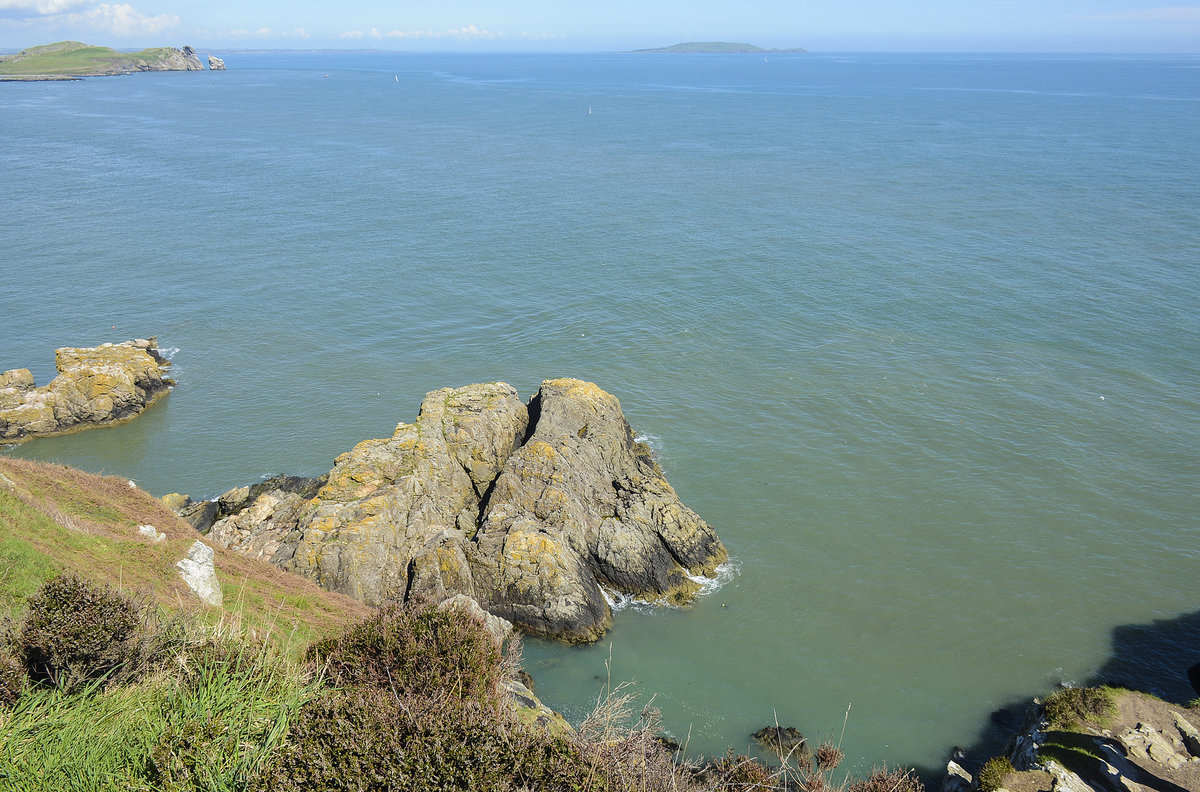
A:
[909,608,1200,788]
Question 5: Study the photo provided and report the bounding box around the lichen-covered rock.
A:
[0,338,173,442]
[211,382,528,605]
[206,378,726,643]
[177,540,222,606]
[469,378,727,641]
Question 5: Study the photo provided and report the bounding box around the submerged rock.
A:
[207,379,727,643]
[0,338,173,442]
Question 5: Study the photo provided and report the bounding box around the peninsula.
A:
[0,40,205,81]
[633,41,807,53]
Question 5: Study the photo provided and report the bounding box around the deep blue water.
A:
[2,52,1198,772]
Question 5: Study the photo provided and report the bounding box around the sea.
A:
[2,51,1198,777]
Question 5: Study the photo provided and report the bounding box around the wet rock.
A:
[752,725,807,755]
[0,338,172,442]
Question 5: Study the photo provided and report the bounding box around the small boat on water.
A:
[394,74,398,83]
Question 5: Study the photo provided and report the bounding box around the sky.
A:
[1,0,1198,53]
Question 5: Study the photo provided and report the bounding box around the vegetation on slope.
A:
[0,457,927,791]
[0,40,193,78]
[0,456,368,652]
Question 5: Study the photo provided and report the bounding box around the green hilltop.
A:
[0,40,203,80]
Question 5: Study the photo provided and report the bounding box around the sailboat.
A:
[394,74,399,83]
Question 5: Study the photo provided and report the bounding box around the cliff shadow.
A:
[909,607,1200,787]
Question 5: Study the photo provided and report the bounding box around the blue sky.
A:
[1,0,1198,52]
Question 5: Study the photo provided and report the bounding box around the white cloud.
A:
[68,3,178,36]
[339,29,362,39]
[369,26,381,39]
[0,0,90,14]
[1078,6,1200,21]
[255,26,269,35]
[292,26,308,38]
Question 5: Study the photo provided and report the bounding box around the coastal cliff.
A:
[0,41,206,80]
[0,338,173,442]
[199,378,728,643]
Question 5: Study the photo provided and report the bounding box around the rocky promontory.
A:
[0,41,206,80]
[201,378,727,642]
[0,338,173,442]
[208,55,226,70]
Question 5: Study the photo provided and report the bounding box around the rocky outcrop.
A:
[204,379,727,643]
[0,338,173,443]
[208,55,226,70]
[945,690,1200,792]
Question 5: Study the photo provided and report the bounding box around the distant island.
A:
[0,40,210,81]
[633,41,807,53]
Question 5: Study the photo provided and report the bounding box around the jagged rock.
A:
[469,378,727,641]
[177,540,222,606]
[206,379,726,643]
[941,761,973,792]
[208,54,225,70]
[0,338,172,442]
[179,499,218,534]
[1172,711,1200,757]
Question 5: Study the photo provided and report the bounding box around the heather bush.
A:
[1043,686,1116,730]
[977,756,1014,792]
[17,573,142,690]
[846,767,925,792]
[0,642,25,705]
[308,598,506,703]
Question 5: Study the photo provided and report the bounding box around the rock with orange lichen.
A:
[0,338,172,442]
[204,378,726,643]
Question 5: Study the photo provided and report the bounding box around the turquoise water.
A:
[3,52,1199,774]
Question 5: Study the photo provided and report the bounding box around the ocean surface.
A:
[3,51,1198,775]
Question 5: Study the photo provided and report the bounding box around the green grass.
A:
[0,643,318,791]
[0,457,369,658]
[0,41,184,77]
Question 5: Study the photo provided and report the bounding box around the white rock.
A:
[177,540,223,606]
[137,524,166,542]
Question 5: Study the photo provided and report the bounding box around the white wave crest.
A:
[687,558,741,597]
[160,346,180,360]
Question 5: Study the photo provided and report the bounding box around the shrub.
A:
[816,741,845,771]
[0,642,26,705]
[846,767,926,792]
[706,749,775,790]
[17,572,142,690]
[252,686,606,792]
[977,756,1014,792]
[308,598,505,703]
[1043,686,1117,731]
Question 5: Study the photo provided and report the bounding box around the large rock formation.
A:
[208,55,226,70]
[206,378,727,643]
[0,338,173,442]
